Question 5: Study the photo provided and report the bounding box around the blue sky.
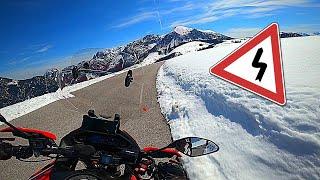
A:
[0,0,319,79]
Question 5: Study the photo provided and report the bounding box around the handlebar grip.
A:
[0,142,13,160]
[11,146,33,159]
[1,143,33,159]
[1,142,96,160]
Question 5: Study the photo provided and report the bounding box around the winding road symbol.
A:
[252,48,267,82]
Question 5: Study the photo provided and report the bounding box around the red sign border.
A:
[210,23,286,105]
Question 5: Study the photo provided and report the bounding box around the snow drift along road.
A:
[157,36,320,180]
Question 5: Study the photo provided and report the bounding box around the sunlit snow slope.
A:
[157,36,320,180]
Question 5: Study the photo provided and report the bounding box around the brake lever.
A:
[0,114,31,139]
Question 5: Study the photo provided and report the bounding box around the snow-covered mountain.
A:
[84,26,231,73]
[150,26,231,55]
[0,26,231,108]
[58,26,231,83]
[89,34,162,73]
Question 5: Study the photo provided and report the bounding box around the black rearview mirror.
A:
[171,137,219,157]
[125,70,133,87]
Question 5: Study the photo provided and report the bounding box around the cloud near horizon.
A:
[1,55,73,80]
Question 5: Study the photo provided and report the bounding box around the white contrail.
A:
[153,0,163,30]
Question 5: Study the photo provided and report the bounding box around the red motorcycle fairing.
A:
[24,148,179,180]
[143,147,182,157]
[0,127,57,140]
[28,160,55,180]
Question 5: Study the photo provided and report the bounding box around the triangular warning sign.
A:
[210,23,286,105]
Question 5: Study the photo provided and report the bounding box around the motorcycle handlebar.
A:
[1,141,178,163]
[0,142,96,160]
[42,144,96,157]
[0,143,33,159]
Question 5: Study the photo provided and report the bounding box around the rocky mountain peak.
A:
[174,26,193,35]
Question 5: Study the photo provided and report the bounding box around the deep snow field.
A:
[157,36,320,179]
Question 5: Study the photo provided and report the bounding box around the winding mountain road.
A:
[0,62,172,180]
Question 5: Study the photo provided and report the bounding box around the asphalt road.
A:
[0,62,172,180]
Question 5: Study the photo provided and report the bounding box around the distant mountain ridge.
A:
[280,31,320,38]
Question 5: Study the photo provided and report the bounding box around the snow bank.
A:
[141,41,210,66]
[157,36,320,179]
[140,52,163,66]
[171,41,210,55]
